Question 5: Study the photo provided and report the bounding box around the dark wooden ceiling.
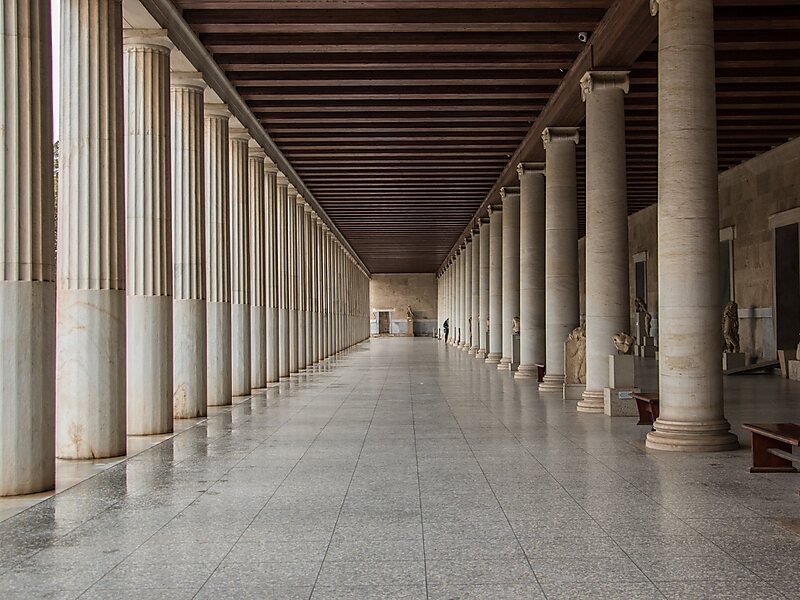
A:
[176,0,800,274]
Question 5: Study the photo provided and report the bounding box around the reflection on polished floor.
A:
[0,338,798,599]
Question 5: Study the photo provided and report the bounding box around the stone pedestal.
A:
[609,354,635,389]
[604,388,640,417]
[722,352,746,371]
[788,360,800,381]
[778,349,795,378]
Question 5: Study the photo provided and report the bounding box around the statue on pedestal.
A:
[634,296,652,337]
[565,323,586,384]
[612,332,635,355]
[722,301,740,353]
[512,316,520,335]
[406,305,414,320]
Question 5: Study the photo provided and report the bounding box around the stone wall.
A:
[579,136,800,362]
[369,273,438,336]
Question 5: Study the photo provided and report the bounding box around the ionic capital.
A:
[296,195,306,206]
[500,186,520,201]
[580,71,630,102]
[171,71,206,92]
[123,29,173,54]
[488,203,503,214]
[517,162,545,180]
[542,127,579,148]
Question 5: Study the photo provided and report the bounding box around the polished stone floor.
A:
[1,338,799,599]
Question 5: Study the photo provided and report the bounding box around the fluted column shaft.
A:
[470,227,480,354]
[579,72,632,412]
[516,163,547,379]
[315,219,324,362]
[57,0,126,458]
[486,206,503,364]
[229,128,250,396]
[287,186,298,373]
[540,127,580,392]
[305,206,315,366]
[248,142,266,389]
[276,173,290,378]
[265,161,279,382]
[204,104,232,406]
[123,31,173,436]
[500,187,520,370]
[477,218,490,359]
[295,197,307,370]
[0,0,56,494]
[647,0,737,452]
[171,75,207,418]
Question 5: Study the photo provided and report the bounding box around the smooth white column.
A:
[454,249,462,346]
[516,163,547,379]
[286,186,298,373]
[171,73,207,419]
[304,205,315,366]
[57,0,126,458]
[229,127,250,397]
[123,31,173,436]
[499,187,520,370]
[204,103,232,406]
[295,196,307,371]
[276,173,290,378]
[462,240,472,351]
[540,127,580,393]
[578,71,632,412]
[647,0,737,452]
[470,226,480,354]
[265,160,280,383]
[486,205,503,364]
[315,218,325,362]
[248,141,267,389]
[477,217,490,359]
[0,0,56,494]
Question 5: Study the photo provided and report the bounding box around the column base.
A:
[646,418,739,452]
[539,373,564,393]
[497,357,512,371]
[476,349,487,360]
[207,301,232,407]
[251,306,267,389]
[232,303,252,397]
[174,299,208,420]
[485,352,502,365]
[468,345,479,355]
[577,389,605,413]
[515,364,539,380]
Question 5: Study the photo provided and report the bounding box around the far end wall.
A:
[369,273,438,336]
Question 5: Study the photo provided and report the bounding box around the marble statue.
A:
[512,317,520,335]
[612,332,635,355]
[634,296,652,337]
[565,323,587,384]
[722,301,740,353]
[406,305,414,319]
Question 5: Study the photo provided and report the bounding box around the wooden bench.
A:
[633,392,659,427]
[742,423,800,473]
[535,364,545,382]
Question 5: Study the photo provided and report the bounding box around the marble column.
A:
[539,127,580,393]
[486,205,503,364]
[462,239,472,351]
[0,0,56,494]
[516,163,547,380]
[305,206,316,367]
[470,225,480,355]
[315,218,325,362]
[295,196,307,371]
[276,173,290,378]
[229,127,251,396]
[308,211,318,366]
[57,0,126,458]
[248,141,267,389]
[265,160,280,383]
[477,217,490,359]
[578,71,631,412]
[123,31,173,436]
[647,0,737,452]
[286,185,298,373]
[499,187,520,370]
[171,73,207,418]
[455,249,463,346]
[204,103,232,406]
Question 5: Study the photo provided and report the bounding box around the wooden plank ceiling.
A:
[175,0,800,274]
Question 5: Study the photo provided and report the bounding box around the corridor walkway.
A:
[0,338,798,599]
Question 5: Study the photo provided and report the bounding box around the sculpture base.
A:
[476,349,487,360]
[497,357,512,371]
[723,352,746,371]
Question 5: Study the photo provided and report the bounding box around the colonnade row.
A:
[0,0,370,497]
[437,0,738,454]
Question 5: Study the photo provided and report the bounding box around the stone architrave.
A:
[499,187,520,370]
[123,30,174,435]
[0,0,57,494]
[539,127,580,393]
[647,0,738,452]
[577,70,631,414]
[516,163,546,379]
[171,73,208,419]
[486,205,504,364]
[57,0,127,458]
